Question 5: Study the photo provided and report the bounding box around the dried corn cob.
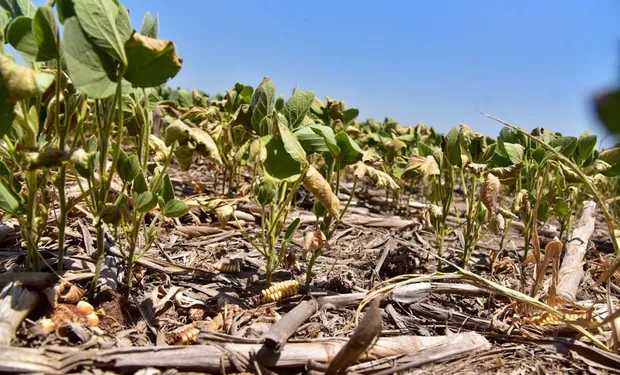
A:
[259,280,299,304]
[169,324,200,345]
[214,259,241,273]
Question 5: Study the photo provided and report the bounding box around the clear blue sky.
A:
[30,1,620,145]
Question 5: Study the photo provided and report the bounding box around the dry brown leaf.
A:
[303,165,340,218]
[480,173,500,212]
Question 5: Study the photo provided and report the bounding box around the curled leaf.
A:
[403,154,439,179]
[353,161,399,191]
[0,54,37,101]
[489,161,524,180]
[253,174,278,206]
[149,134,170,162]
[303,165,340,218]
[124,31,182,88]
[488,212,505,235]
[165,120,222,166]
[480,173,500,212]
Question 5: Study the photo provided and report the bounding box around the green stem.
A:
[90,75,125,298]
[54,61,68,273]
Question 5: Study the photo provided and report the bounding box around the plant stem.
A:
[90,77,124,298]
[53,61,68,273]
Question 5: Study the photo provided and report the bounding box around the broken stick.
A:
[556,201,597,301]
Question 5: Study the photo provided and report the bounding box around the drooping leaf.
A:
[294,126,329,154]
[335,132,363,166]
[139,11,158,38]
[135,191,157,212]
[353,161,399,191]
[73,0,131,65]
[164,119,222,165]
[162,198,188,218]
[6,16,38,62]
[577,131,597,161]
[32,6,59,60]
[62,17,117,98]
[549,136,578,158]
[261,135,302,183]
[303,165,339,218]
[404,154,440,179]
[250,77,276,135]
[277,115,308,167]
[282,88,315,128]
[309,124,339,157]
[124,31,182,88]
[444,126,461,167]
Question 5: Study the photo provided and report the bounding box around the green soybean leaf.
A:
[0,0,35,18]
[294,126,329,153]
[0,178,21,214]
[499,127,519,143]
[335,132,364,166]
[55,0,74,24]
[275,95,284,111]
[73,0,131,65]
[6,16,38,62]
[0,160,20,193]
[261,135,302,183]
[62,17,117,98]
[162,173,174,203]
[162,198,188,218]
[0,83,15,139]
[342,108,359,125]
[176,89,192,107]
[309,125,339,157]
[133,171,148,194]
[283,217,300,249]
[444,126,461,167]
[282,88,315,129]
[418,142,434,158]
[35,72,54,94]
[549,136,578,158]
[250,77,276,135]
[118,153,140,182]
[503,142,525,164]
[124,32,182,88]
[33,6,59,60]
[577,131,597,161]
[135,191,157,213]
[531,147,547,164]
[0,9,11,44]
[139,11,158,38]
[278,115,308,167]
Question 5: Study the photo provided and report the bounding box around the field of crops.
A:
[1,1,620,374]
